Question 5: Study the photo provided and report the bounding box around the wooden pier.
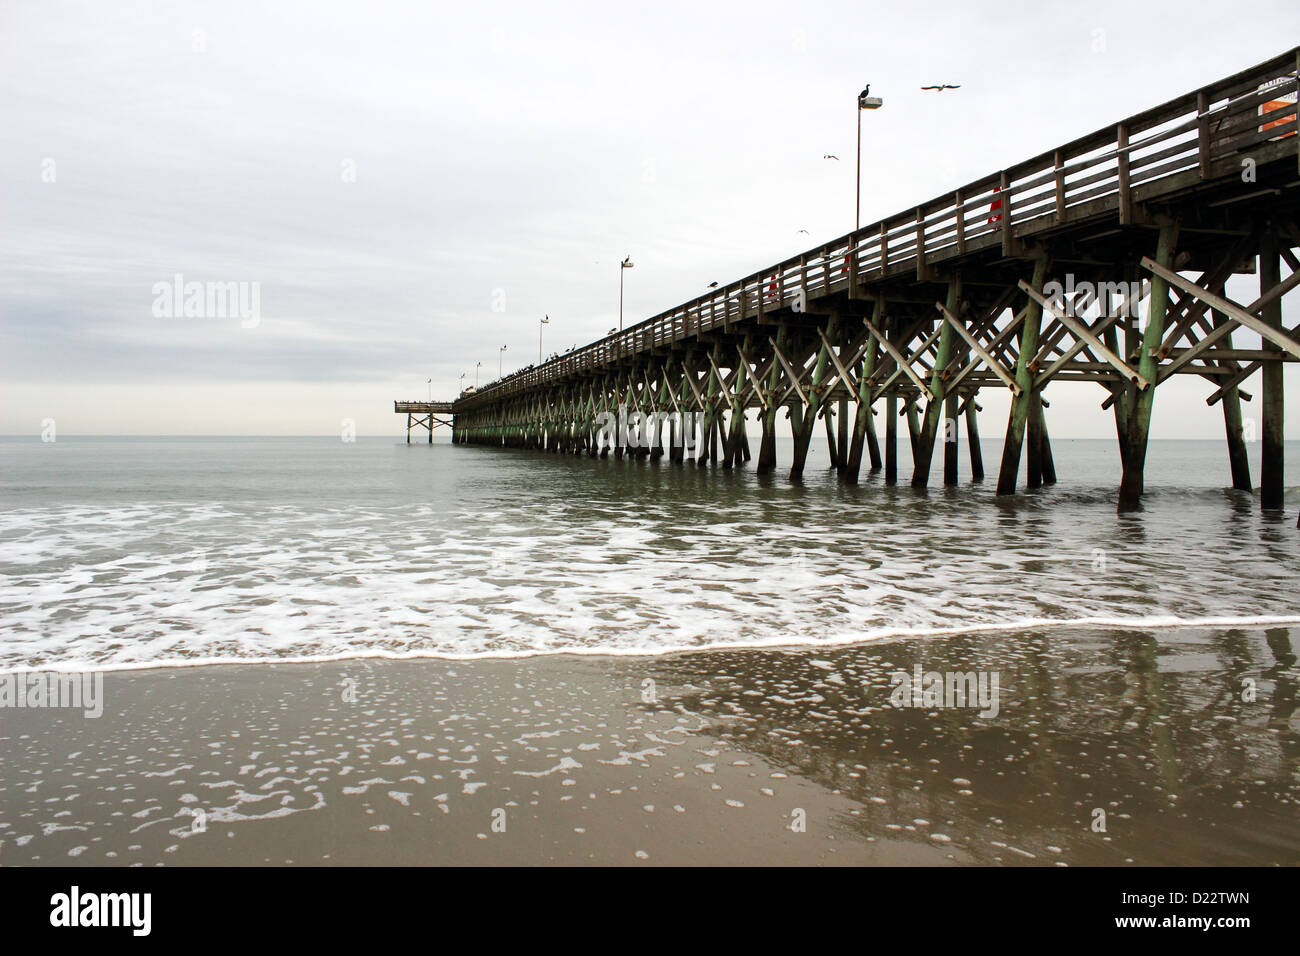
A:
[395,400,454,443]
[451,49,1300,520]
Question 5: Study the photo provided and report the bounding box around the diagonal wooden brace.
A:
[864,317,939,399]
[816,327,860,398]
[1019,280,1152,389]
[768,338,810,406]
[936,302,1022,396]
[735,345,773,410]
[1140,257,1300,377]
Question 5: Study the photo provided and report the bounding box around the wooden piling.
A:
[1260,234,1285,511]
[757,329,783,473]
[844,304,881,483]
[1214,301,1252,491]
[906,401,921,463]
[1027,392,1043,489]
[790,320,834,480]
[824,407,840,469]
[1039,401,1056,485]
[837,397,849,474]
[913,278,961,487]
[943,391,959,485]
[1118,221,1179,512]
[885,392,898,484]
[997,257,1050,495]
[965,401,984,481]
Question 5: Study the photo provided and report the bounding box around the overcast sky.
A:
[2,0,1297,437]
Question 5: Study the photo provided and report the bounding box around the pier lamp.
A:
[427,378,431,402]
[539,315,549,362]
[856,84,883,232]
[499,344,508,378]
[619,256,634,331]
[458,372,466,395]
[475,361,482,387]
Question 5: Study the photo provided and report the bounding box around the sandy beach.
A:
[3,623,1296,866]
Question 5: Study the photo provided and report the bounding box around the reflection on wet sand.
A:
[643,625,1299,865]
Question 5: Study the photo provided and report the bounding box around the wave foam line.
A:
[3,612,1299,676]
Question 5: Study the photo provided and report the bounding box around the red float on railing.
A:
[988,185,1003,224]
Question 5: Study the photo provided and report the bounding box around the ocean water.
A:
[1,435,1298,672]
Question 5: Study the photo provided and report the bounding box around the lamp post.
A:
[856,84,883,231]
[475,361,482,387]
[619,256,634,331]
[498,344,508,378]
[458,372,466,395]
[427,378,431,402]
[539,315,549,362]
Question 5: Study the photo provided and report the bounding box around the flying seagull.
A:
[797,229,810,235]
[823,154,839,160]
[921,84,961,91]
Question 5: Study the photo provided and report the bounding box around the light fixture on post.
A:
[539,315,549,362]
[498,344,508,378]
[856,84,883,232]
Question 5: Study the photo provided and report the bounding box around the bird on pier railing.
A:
[707,281,718,289]
[921,84,961,91]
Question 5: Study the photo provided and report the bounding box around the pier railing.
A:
[395,400,455,413]
[457,48,1298,411]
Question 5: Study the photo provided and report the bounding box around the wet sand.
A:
[2,624,1297,866]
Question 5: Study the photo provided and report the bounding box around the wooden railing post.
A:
[1117,122,1132,224]
[915,207,927,281]
[955,189,965,254]
[1196,91,1210,179]
[1054,150,1066,222]
[849,237,859,297]
[999,171,1012,255]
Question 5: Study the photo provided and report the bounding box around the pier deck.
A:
[395,400,454,443]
